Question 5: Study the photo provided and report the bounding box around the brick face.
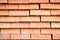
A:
[50,0,60,3]
[0,0,7,3]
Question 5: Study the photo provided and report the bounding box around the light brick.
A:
[9,11,29,16]
[41,4,60,9]
[21,29,40,34]
[51,10,60,15]
[19,4,39,9]
[51,23,60,28]
[11,34,30,39]
[0,0,7,3]
[0,17,20,22]
[20,17,40,22]
[29,0,49,3]
[0,34,10,39]
[1,29,20,34]
[8,0,28,3]
[41,29,60,34]
[31,34,51,39]
[41,16,60,22]
[50,0,60,3]
[30,10,50,15]
[0,5,18,9]
[30,22,50,28]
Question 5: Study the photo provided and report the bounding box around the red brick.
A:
[21,29,40,34]
[11,34,30,39]
[41,29,60,34]
[8,0,28,3]
[19,4,39,9]
[20,17,40,22]
[9,11,29,16]
[31,34,51,39]
[29,0,49,3]
[1,29,20,34]
[30,10,50,16]
[41,16,60,22]
[0,34,10,39]
[0,5,18,9]
[50,0,60,3]
[51,10,60,15]
[40,4,60,9]
[0,17,20,22]
[30,22,50,28]
[0,0,7,3]
[0,11,8,15]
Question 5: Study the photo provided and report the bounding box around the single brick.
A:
[0,11,8,16]
[40,4,60,9]
[0,17,20,22]
[0,5,18,9]
[30,22,50,28]
[0,0,7,3]
[50,0,60,3]
[9,10,29,16]
[19,4,39,9]
[8,0,28,3]
[31,34,51,39]
[20,17,40,22]
[41,29,60,34]
[51,10,60,15]
[29,0,49,3]
[21,29,40,34]
[11,34,30,39]
[51,23,60,28]
[0,34,10,39]
[41,16,60,22]
[30,10,50,16]
[1,29,20,34]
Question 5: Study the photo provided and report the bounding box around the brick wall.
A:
[0,0,60,40]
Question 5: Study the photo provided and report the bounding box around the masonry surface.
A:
[0,0,60,40]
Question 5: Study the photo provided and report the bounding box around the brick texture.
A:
[0,0,60,40]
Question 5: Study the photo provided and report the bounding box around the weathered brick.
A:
[0,0,7,3]
[8,0,28,3]
[21,29,40,34]
[40,4,60,9]
[30,10,50,16]
[19,4,39,9]
[41,16,60,22]
[50,0,60,3]
[29,0,49,3]
[30,22,50,28]
[31,34,51,39]
[9,10,29,16]
[1,29,20,34]
[11,34,30,39]
[0,11,8,15]
[20,17,40,22]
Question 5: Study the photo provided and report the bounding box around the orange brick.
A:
[40,4,60,9]
[41,29,60,34]
[20,17,40,22]
[0,0,7,3]
[29,0,49,3]
[41,16,60,22]
[9,11,29,16]
[0,5,18,9]
[0,34,10,39]
[51,10,60,15]
[50,0,60,3]
[0,17,20,22]
[30,22,50,28]
[1,29,20,34]
[0,11,8,15]
[30,10,50,16]
[8,0,28,3]
[31,34,51,39]
[51,23,60,28]
[11,34,30,39]
[21,29,40,34]
[19,4,39,9]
